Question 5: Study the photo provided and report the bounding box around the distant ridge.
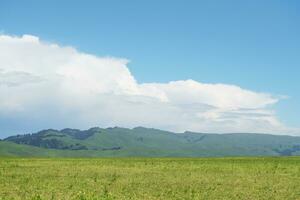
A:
[1,127,300,157]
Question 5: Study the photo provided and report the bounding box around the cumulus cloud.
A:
[0,70,43,86]
[0,34,298,136]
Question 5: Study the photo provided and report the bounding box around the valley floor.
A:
[0,157,299,200]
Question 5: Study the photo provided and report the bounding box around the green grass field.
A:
[0,157,300,200]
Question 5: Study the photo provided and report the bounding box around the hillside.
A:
[1,127,300,157]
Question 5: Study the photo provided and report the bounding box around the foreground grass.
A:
[0,157,299,200]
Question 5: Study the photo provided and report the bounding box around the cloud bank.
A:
[0,34,297,136]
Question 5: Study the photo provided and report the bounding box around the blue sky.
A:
[0,0,299,136]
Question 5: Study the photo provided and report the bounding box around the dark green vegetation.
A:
[1,127,300,157]
[0,157,299,199]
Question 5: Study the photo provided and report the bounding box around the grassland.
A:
[0,157,300,200]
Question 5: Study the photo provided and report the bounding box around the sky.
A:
[0,0,299,137]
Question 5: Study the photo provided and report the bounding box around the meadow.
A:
[0,157,299,200]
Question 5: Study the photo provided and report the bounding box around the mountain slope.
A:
[2,127,300,157]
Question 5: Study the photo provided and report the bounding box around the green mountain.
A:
[1,127,300,157]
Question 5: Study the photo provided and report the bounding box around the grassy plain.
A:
[0,157,300,200]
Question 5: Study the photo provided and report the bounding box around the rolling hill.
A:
[1,127,300,157]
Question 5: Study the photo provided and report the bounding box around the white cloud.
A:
[0,34,298,136]
[0,70,43,86]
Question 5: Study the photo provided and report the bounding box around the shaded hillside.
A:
[2,127,300,157]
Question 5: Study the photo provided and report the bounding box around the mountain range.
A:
[1,127,300,157]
